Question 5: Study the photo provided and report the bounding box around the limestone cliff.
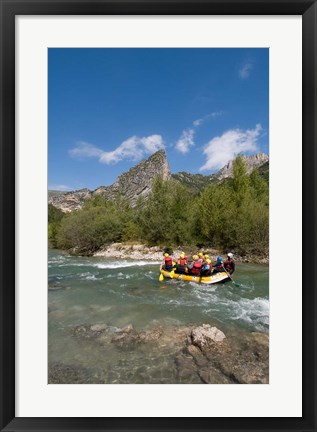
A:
[48,188,92,213]
[93,149,171,207]
[214,153,269,181]
[48,150,171,212]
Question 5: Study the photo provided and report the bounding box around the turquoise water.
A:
[48,249,269,383]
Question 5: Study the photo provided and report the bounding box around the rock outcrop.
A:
[48,149,171,212]
[94,149,171,207]
[171,172,215,193]
[48,188,92,212]
[214,153,269,181]
[191,324,226,349]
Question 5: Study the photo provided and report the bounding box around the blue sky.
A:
[48,48,269,191]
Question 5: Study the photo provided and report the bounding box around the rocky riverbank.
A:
[48,322,269,384]
[93,242,269,264]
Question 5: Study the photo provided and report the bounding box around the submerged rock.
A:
[111,324,142,350]
[48,362,104,384]
[215,332,269,384]
[72,323,116,344]
[90,323,108,332]
[111,324,164,350]
[48,284,70,291]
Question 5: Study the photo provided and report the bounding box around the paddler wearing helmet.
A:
[187,254,202,275]
[200,258,212,276]
[224,252,235,275]
[163,252,173,271]
[212,256,224,274]
[197,252,204,263]
[175,252,187,274]
[202,254,209,265]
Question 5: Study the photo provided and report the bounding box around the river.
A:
[48,249,269,384]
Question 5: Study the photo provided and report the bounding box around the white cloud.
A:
[193,118,203,127]
[193,111,223,127]
[69,141,103,159]
[175,129,195,154]
[239,63,253,79]
[140,135,165,153]
[69,135,165,165]
[49,185,73,191]
[176,111,223,154]
[199,124,262,172]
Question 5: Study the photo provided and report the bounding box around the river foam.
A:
[93,260,161,269]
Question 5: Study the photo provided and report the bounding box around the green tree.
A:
[250,169,269,204]
[137,176,173,244]
[230,155,251,206]
[114,196,141,241]
[56,198,123,255]
[198,184,235,248]
[48,204,64,223]
[136,176,195,246]
[48,204,64,247]
[197,156,269,255]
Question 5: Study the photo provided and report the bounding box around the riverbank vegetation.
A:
[48,156,269,257]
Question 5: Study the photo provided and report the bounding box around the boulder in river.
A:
[191,324,226,351]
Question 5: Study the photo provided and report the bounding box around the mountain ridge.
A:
[49,150,269,212]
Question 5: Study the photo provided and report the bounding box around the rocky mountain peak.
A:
[215,153,269,181]
[95,149,171,207]
[48,149,171,212]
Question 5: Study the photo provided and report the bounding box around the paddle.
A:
[159,265,174,281]
[221,266,240,287]
[159,265,165,282]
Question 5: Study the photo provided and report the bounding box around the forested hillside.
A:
[49,156,269,257]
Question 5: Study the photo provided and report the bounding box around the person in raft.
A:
[175,252,187,274]
[187,255,202,276]
[200,259,212,276]
[197,252,204,263]
[224,252,235,275]
[202,254,209,266]
[212,256,224,273]
[163,252,173,271]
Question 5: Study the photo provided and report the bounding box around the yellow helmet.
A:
[204,254,209,259]
[206,259,211,264]
[180,253,185,258]
[192,254,198,260]
[164,253,169,257]
[198,252,203,257]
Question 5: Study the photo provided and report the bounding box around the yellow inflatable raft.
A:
[160,266,230,285]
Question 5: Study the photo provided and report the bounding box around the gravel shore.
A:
[93,242,269,264]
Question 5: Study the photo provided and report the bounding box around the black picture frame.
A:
[1,0,316,431]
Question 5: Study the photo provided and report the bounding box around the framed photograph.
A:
[1,0,316,431]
